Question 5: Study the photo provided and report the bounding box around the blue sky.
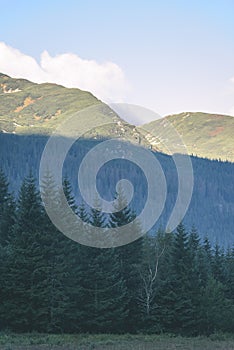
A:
[0,0,234,120]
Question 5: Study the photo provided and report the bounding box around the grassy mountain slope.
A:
[0,73,146,145]
[1,73,233,162]
[140,112,234,162]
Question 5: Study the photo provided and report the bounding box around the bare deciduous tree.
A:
[137,232,167,316]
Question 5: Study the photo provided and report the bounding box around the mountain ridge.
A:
[140,111,234,162]
[0,73,233,246]
[0,73,148,146]
[0,73,233,162]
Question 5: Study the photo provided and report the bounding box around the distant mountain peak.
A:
[0,74,233,161]
[140,111,234,162]
[0,73,149,146]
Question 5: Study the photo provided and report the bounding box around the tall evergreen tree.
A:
[223,246,234,302]
[109,187,143,332]
[169,223,195,334]
[187,226,204,333]
[5,174,44,331]
[0,169,15,245]
[0,166,233,338]
[73,197,128,333]
[0,240,11,330]
[199,277,234,334]
[212,243,225,283]
[40,173,72,332]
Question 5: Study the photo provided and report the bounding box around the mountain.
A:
[1,73,233,162]
[0,73,147,145]
[1,133,233,248]
[140,112,234,162]
[0,73,233,247]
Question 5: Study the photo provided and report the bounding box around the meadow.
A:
[0,333,234,350]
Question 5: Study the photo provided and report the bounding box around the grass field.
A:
[0,333,234,350]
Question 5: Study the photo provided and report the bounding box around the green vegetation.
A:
[0,74,98,133]
[0,73,147,146]
[0,74,234,343]
[0,170,234,336]
[141,112,234,162]
[0,333,234,349]
[1,73,233,162]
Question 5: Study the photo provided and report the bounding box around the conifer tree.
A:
[0,169,15,245]
[5,174,44,331]
[223,246,234,302]
[58,178,84,332]
[187,226,203,333]
[169,223,195,334]
[73,197,128,333]
[199,277,234,334]
[40,173,72,332]
[109,187,143,332]
[0,241,10,330]
[212,243,225,283]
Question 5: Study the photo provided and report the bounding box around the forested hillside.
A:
[0,133,233,247]
[0,171,233,335]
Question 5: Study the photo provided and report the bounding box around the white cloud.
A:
[0,42,129,102]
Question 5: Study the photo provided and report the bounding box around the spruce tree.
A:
[58,178,84,333]
[223,246,234,302]
[187,226,203,334]
[169,223,194,334]
[0,241,11,330]
[40,173,72,332]
[74,198,128,333]
[199,277,234,334]
[212,243,225,283]
[5,174,44,331]
[0,169,15,246]
[109,187,143,332]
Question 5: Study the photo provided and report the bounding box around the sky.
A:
[0,0,234,122]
